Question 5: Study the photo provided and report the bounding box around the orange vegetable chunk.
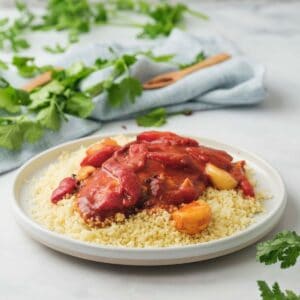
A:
[172,200,212,234]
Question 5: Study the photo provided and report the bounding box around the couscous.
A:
[30,132,267,248]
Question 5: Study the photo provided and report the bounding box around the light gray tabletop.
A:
[0,1,299,299]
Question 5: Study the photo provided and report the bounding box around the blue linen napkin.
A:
[0,29,265,173]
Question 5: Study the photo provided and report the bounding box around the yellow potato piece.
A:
[86,138,118,155]
[205,163,237,190]
[172,200,212,235]
[77,166,96,181]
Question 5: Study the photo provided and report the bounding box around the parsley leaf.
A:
[94,3,108,23]
[0,116,43,150]
[0,60,96,150]
[86,53,141,107]
[0,59,8,70]
[136,107,167,127]
[94,58,109,69]
[29,62,94,130]
[12,56,52,78]
[44,43,68,54]
[32,0,109,44]
[256,231,300,269]
[107,77,142,107]
[257,281,300,300]
[140,51,175,63]
[36,99,62,130]
[0,77,30,113]
[179,51,206,69]
[0,18,9,27]
[64,92,94,118]
[0,1,33,52]
[29,80,64,110]
[138,3,208,39]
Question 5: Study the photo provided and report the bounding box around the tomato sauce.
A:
[51,131,255,225]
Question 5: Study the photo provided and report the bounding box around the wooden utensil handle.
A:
[22,67,63,92]
[180,53,231,77]
[22,71,53,92]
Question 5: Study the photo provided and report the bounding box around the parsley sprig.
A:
[44,43,68,54]
[86,53,142,107]
[0,77,30,113]
[0,1,208,53]
[256,231,300,299]
[0,59,8,70]
[0,116,43,150]
[136,107,167,127]
[257,281,300,300]
[110,1,208,39]
[256,231,300,269]
[32,0,108,44]
[0,61,95,150]
[12,56,54,78]
[0,1,33,52]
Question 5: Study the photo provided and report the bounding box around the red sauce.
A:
[51,131,255,225]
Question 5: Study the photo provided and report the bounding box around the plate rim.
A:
[12,132,287,261]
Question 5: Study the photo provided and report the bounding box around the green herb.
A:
[0,60,96,150]
[86,53,142,107]
[29,62,95,126]
[112,0,135,10]
[0,18,9,27]
[12,56,53,78]
[256,231,300,269]
[179,52,206,69]
[35,99,63,130]
[64,92,94,118]
[44,43,68,54]
[256,231,300,299]
[94,58,109,69]
[136,107,167,127]
[140,51,175,63]
[107,77,142,107]
[32,0,108,43]
[0,116,43,150]
[93,3,108,23]
[257,281,300,300]
[0,59,8,70]
[138,3,208,39]
[0,77,30,113]
[0,1,33,52]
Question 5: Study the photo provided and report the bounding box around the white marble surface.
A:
[1,1,300,299]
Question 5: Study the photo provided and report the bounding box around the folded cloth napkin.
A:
[0,29,265,173]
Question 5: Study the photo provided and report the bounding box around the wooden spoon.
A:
[22,53,231,92]
[143,53,231,90]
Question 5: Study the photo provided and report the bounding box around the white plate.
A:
[13,133,286,266]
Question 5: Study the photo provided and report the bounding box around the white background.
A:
[0,1,299,299]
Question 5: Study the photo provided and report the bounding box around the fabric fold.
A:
[0,29,265,173]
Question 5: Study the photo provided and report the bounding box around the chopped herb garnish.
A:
[0,77,30,113]
[256,231,300,269]
[0,1,33,52]
[44,43,68,54]
[86,53,142,107]
[256,230,300,299]
[137,3,208,39]
[179,52,206,69]
[136,107,167,127]
[0,59,8,70]
[32,0,108,43]
[257,281,300,300]
[107,77,142,107]
[0,116,43,150]
[12,56,53,78]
